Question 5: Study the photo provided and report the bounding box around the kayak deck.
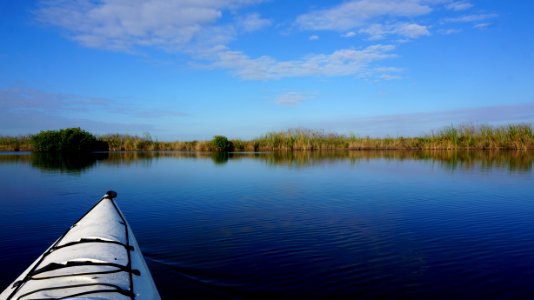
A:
[0,192,160,300]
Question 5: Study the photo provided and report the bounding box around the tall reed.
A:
[0,135,32,151]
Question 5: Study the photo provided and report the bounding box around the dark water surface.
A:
[0,151,533,299]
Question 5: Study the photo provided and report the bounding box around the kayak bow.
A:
[0,191,161,300]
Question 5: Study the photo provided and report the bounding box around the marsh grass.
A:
[250,124,533,151]
[0,124,532,152]
[0,135,32,151]
[428,124,533,150]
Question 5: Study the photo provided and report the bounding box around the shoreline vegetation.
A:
[1,124,533,152]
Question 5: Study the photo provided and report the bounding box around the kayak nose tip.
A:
[104,190,118,199]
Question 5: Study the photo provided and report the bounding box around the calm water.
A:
[0,151,533,299]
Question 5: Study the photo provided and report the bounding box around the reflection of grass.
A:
[0,124,533,152]
[1,150,532,172]
[73,150,534,172]
[252,150,534,172]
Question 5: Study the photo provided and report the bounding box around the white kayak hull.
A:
[0,192,161,300]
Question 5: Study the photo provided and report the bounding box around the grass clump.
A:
[429,124,533,150]
[100,133,160,151]
[254,129,348,151]
[251,124,533,151]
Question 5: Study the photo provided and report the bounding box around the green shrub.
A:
[31,128,105,152]
[211,135,233,152]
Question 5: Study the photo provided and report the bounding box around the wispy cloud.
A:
[439,28,462,35]
[134,110,188,118]
[319,103,534,136]
[444,13,498,24]
[36,0,262,52]
[355,66,403,81]
[445,1,473,11]
[35,0,400,80]
[34,0,492,81]
[360,23,430,40]
[0,111,156,136]
[0,86,186,120]
[275,92,307,106]
[0,86,110,113]
[206,44,397,80]
[236,13,271,32]
[473,23,492,30]
[295,0,432,31]
[442,13,497,31]
[0,86,189,136]
[342,31,357,38]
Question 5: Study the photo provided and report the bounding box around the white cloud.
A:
[35,1,401,81]
[206,44,397,80]
[295,1,433,42]
[34,0,492,82]
[445,1,473,11]
[295,0,432,31]
[236,13,271,32]
[275,92,306,106]
[36,0,263,51]
[395,23,431,38]
[360,23,430,40]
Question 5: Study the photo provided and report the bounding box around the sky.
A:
[1,0,533,140]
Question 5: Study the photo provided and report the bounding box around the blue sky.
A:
[1,0,533,140]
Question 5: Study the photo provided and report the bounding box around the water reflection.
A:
[211,152,230,165]
[0,150,531,172]
[31,152,109,173]
[257,150,532,172]
[0,152,32,164]
[0,152,108,173]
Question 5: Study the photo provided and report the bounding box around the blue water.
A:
[0,151,533,299]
